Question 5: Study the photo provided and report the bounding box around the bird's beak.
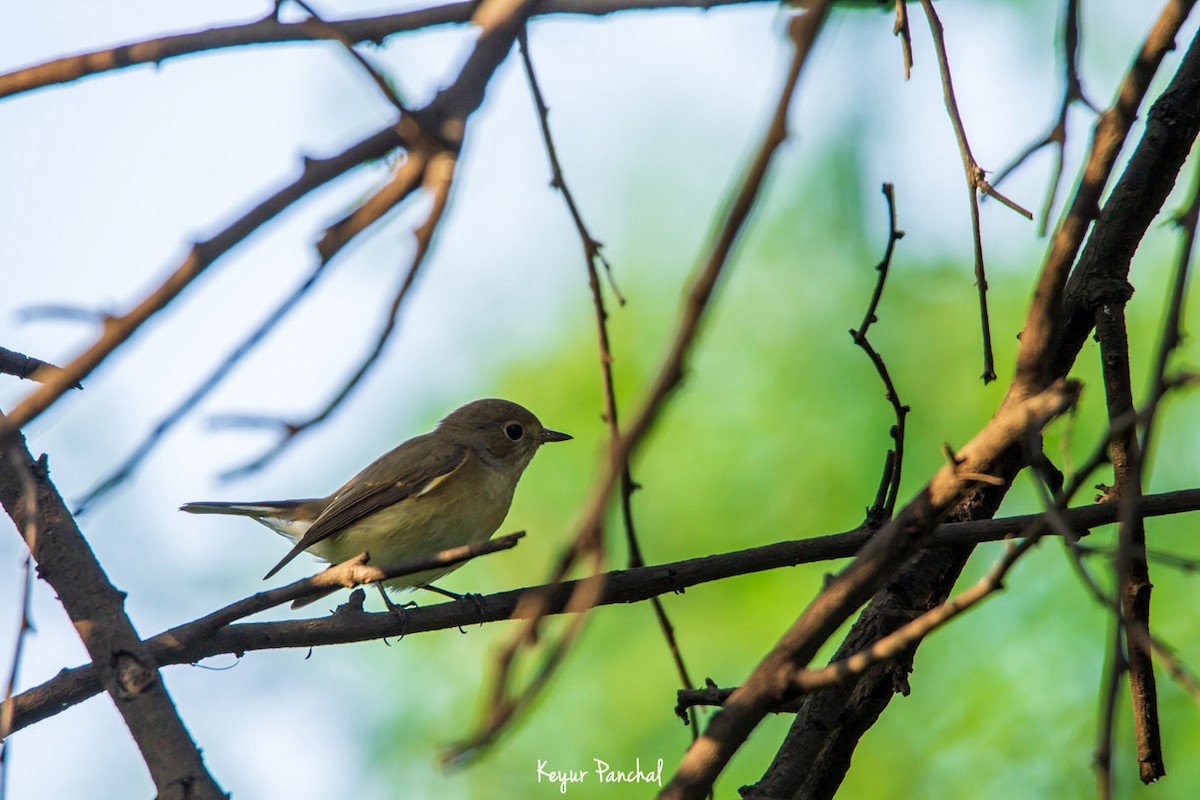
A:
[540,428,572,443]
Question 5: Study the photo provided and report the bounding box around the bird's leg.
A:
[376,581,417,640]
[423,584,486,632]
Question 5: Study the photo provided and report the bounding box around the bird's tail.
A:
[180,500,283,516]
[180,498,324,539]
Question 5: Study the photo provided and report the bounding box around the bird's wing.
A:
[262,435,470,579]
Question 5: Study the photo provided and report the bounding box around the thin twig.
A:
[209,0,535,479]
[892,0,913,80]
[851,183,909,523]
[917,0,1032,384]
[216,149,456,480]
[989,0,1097,236]
[1025,0,1198,390]
[681,533,1045,716]
[448,0,835,772]
[0,0,535,448]
[745,16,1200,798]
[516,26,698,744]
[74,151,430,515]
[0,122,414,448]
[1142,156,1200,472]
[681,410,1197,720]
[1057,526,1200,705]
[1077,544,1200,574]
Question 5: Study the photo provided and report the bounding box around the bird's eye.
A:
[504,423,525,441]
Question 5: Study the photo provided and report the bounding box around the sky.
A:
[0,2,1191,798]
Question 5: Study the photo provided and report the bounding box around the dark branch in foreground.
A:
[0,348,79,389]
[0,426,226,798]
[748,14,1200,800]
[7,488,1199,741]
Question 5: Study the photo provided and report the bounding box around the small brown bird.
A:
[181,398,570,606]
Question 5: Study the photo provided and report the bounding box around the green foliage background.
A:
[356,134,1200,797]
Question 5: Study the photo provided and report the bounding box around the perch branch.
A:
[6,487,1200,740]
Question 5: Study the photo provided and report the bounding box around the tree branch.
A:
[0,1,770,101]
[5,487,1200,740]
[0,427,226,798]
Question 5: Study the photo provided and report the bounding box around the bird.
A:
[181,398,570,608]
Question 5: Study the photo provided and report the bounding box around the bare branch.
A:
[663,376,1079,799]
[989,0,1097,236]
[6,487,1200,740]
[516,25,696,742]
[893,0,913,80]
[187,532,525,632]
[217,150,456,480]
[0,453,38,800]
[74,147,431,515]
[0,1,771,101]
[1026,0,1198,389]
[0,426,226,798]
[448,0,834,769]
[851,183,909,523]
[917,0,1032,384]
[0,348,79,389]
[0,122,413,447]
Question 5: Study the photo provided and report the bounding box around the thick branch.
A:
[1024,0,1198,389]
[662,381,1080,799]
[753,14,1200,799]
[0,430,225,798]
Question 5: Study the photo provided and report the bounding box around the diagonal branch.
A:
[749,14,1200,800]
[74,147,431,515]
[447,0,834,768]
[215,149,457,480]
[0,451,38,800]
[0,425,226,798]
[1027,0,1198,389]
[0,121,413,446]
